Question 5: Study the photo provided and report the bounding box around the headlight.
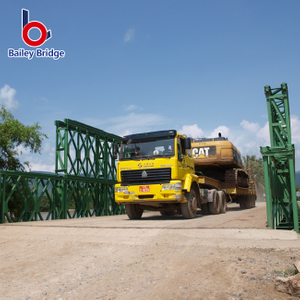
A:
[162,182,181,191]
[115,187,128,193]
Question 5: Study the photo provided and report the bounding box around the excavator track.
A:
[225,168,256,209]
[225,169,249,188]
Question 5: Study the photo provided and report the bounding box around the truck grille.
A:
[121,168,171,185]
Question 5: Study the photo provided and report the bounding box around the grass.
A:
[274,268,298,277]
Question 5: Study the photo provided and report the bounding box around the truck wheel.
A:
[201,203,210,215]
[218,191,226,214]
[208,190,220,214]
[181,187,198,219]
[125,204,143,219]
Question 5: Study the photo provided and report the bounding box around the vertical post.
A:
[55,124,59,173]
[64,125,68,176]
[0,173,4,224]
[289,145,299,233]
[262,153,273,228]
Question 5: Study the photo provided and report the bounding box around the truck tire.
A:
[181,187,198,219]
[218,191,227,214]
[125,204,143,219]
[201,203,210,215]
[208,190,220,214]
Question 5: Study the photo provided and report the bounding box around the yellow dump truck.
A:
[114,130,256,219]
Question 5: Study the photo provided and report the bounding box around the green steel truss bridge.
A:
[2,84,299,229]
[261,83,300,233]
[0,119,124,224]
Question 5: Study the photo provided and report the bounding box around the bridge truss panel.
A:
[1,120,124,224]
[260,83,299,233]
[55,119,121,179]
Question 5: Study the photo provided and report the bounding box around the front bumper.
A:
[115,181,185,204]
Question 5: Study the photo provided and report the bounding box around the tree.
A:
[0,105,48,171]
[0,105,48,221]
[243,155,265,201]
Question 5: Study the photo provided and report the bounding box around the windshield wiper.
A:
[145,155,170,158]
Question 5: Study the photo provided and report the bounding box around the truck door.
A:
[177,137,188,179]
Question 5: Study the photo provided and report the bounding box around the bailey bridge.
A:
[1,83,299,233]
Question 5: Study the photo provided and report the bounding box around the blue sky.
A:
[1,0,300,171]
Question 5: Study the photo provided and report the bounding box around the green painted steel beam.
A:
[55,119,121,141]
[260,83,299,233]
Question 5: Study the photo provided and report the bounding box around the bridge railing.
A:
[0,170,125,223]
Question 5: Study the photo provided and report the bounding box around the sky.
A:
[1,0,300,172]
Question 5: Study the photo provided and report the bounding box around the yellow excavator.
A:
[192,134,256,209]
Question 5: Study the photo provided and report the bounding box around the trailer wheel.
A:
[239,196,251,209]
[201,203,210,215]
[181,187,198,219]
[208,190,220,214]
[125,204,143,219]
[239,196,246,209]
[218,191,226,214]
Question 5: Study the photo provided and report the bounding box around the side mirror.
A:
[113,143,119,160]
[178,152,182,162]
[184,138,191,150]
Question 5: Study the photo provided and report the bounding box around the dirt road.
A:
[1,203,299,299]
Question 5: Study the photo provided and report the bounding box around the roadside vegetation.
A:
[243,155,265,201]
[0,105,48,221]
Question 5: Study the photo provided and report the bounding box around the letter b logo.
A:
[22,9,51,47]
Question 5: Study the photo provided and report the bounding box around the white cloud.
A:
[107,112,168,136]
[124,28,135,43]
[233,124,266,159]
[210,126,230,138]
[42,142,53,153]
[18,151,55,172]
[29,161,55,173]
[16,145,31,156]
[291,116,300,144]
[179,124,204,138]
[122,129,132,136]
[256,122,270,144]
[125,104,137,111]
[16,142,54,159]
[0,84,19,111]
[240,120,260,132]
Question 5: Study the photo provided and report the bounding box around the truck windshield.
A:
[119,137,175,160]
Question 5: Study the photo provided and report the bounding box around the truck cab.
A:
[114,130,199,219]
